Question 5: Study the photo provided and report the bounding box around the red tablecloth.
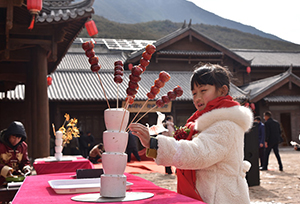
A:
[12,172,205,204]
[33,156,94,175]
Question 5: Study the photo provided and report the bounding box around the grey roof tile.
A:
[264,95,300,102]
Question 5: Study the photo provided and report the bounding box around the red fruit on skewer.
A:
[154,79,165,88]
[114,75,123,83]
[91,64,101,72]
[126,88,137,96]
[85,49,95,58]
[114,65,124,71]
[82,41,94,51]
[150,85,160,95]
[145,44,156,55]
[173,86,183,97]
[128,81,139,90]
[156,99,164,107]
[140,58,150,67]
[114,70,123,76]
[129,74,141,83]
[131,66,143,77]
[126,96,134,105]
[138,65,146,72]
[159,71,171,83]
[162,95,170,104]
[114,60,123,66]
[167,91,177,101]
[147,92,156,99]
[89,56,99,65]
[142,51,152,61]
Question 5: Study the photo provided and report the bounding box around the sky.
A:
[188,0,300,45]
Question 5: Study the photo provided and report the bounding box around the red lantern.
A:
[47,76,52,86]
[244,102,249,108]
[27,0,43,30]
[250,103,255,110]
[85,19,98,37]
[246,66,251,74]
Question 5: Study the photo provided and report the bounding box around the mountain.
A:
[92,0,286,42]
[79,16,300,51]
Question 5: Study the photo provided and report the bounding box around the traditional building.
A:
[1,18,300,158]
[0,0,95,159]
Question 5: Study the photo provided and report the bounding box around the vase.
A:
[55,131,63,160]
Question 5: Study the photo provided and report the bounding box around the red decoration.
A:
[244,102,249,108]
[246,66,251,74]
[250,103,255,110]
[128,63,133,70]
[27,0,43,30]
[85,19,98,37]
[47,76,52,86]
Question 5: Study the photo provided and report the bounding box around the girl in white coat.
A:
[129,63,253,204]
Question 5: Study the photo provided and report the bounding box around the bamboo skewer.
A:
[117,83,119,109]
[125,98,149,132]
[119,99,130,132]
[96,72,110,109]
[131,105,157,126]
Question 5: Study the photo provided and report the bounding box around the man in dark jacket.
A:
[0,121,31,185]
[261,111,283,171]
[254,116,265,168]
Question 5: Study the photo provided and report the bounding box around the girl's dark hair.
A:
[190,63,231,94]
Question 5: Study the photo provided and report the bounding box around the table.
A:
[33,156,94,175]
[0,186,19,203]
[12,172,205,204]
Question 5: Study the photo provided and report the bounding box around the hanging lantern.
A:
[47,76,52,86]
[250,103,255,110]
[85,19,98,37]
[246,66,251,74]
[27,0,43,30]
[128,63,133,70]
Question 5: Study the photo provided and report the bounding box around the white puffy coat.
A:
[155,106,253,204]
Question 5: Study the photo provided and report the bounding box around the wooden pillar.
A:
[25,46,50,159]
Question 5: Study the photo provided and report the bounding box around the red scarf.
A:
[176,95,240,201]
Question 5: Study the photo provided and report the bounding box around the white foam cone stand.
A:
[54,131,63,160]
[72,108,154,202]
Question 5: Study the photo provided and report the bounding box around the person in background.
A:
[129,63,253,203]
[50,134,55,156]
[79,131,88,158]
[254,116,265,168]
[162,115,175,174]
[126,131,141,162]
[88,143,104,164]
[86,131,95,154]
[0,121,31,185]
[261,111,283,171]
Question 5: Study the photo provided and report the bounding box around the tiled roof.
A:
[73,38,155,51]
[157,50,223,56]
[232,49,300,67]
[57,52,127,71]
[264,96,300,102]
[239,68,300,101]
[0,71,247,101]
[37,0,94,24]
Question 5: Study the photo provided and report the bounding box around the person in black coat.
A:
[126,131,141,162]
[261,111,283,171]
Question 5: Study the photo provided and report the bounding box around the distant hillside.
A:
[92,0,287,42]
[79,16,300,51]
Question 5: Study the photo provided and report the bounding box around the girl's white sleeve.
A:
[155,120,239,169]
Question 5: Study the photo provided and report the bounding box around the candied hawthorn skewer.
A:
[82,41,110,109]
[137,44,156,72]
[113,60,124,108]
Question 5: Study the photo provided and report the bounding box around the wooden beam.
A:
[0,0,23,7]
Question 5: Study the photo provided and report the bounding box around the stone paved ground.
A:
[134,147,300,204]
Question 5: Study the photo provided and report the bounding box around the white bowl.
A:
[101,152,127,175]
[55,131,63,139]
[103,131,128,153]
[55,146,63,153]
[104,108,129,131]
[55,138,63,146]
[55,152,63,160]
[100,174,127,198]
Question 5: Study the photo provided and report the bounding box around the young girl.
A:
[129,63,253,204]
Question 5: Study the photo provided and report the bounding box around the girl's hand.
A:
[129,123,151,148]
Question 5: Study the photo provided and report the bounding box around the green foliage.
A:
[79,15,300,51]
